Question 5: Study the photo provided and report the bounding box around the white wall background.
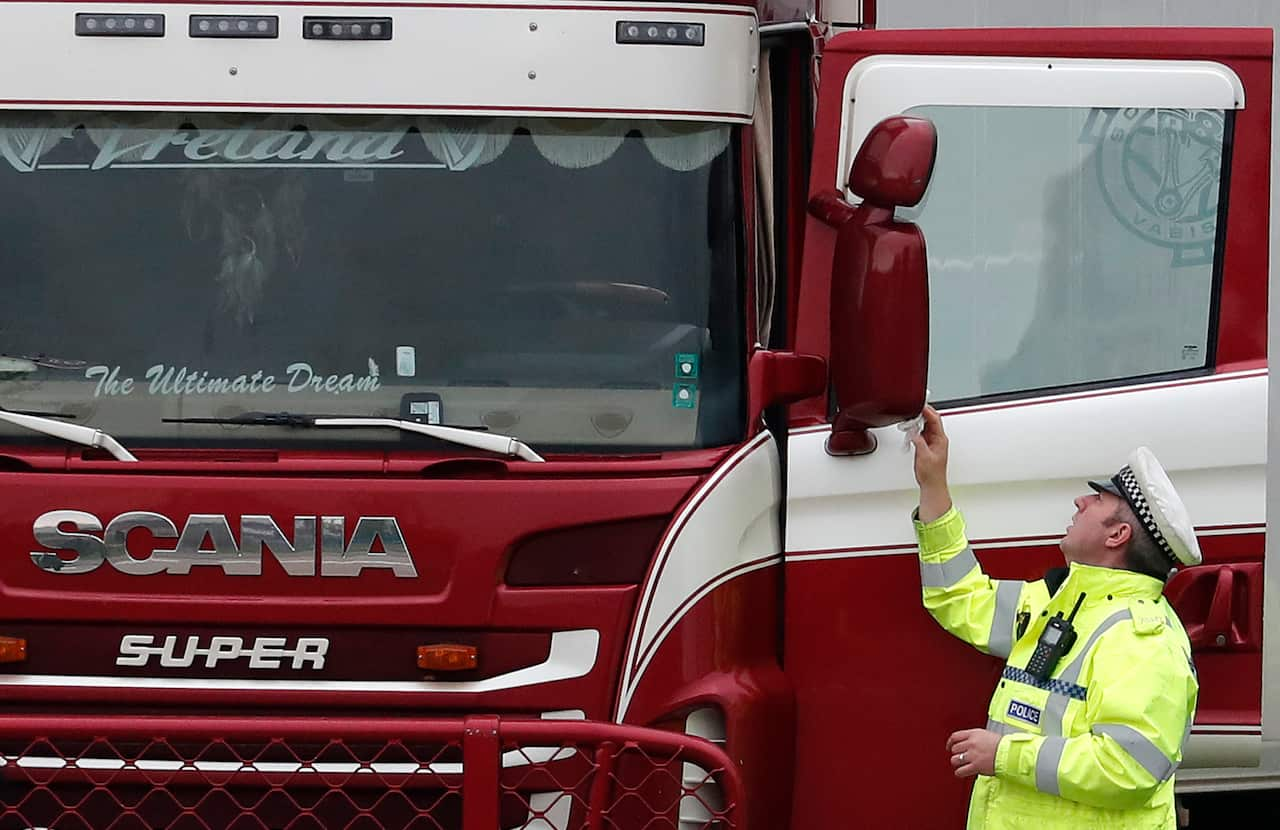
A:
[876,0,1278,28]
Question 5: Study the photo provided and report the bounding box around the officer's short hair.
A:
[1112,502,1175,581]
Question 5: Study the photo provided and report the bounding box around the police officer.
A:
[911,406,1198,829]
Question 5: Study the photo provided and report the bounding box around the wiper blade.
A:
[165,412,487,430]
[164,412,544,463]
[165,412,316,427]
[0,407,137,462]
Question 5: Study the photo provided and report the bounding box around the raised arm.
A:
[912,407,1030,657]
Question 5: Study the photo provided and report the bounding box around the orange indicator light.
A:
[416,644,477,672]
[0,637,27,664]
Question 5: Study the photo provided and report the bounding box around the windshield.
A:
[0,113,745,453]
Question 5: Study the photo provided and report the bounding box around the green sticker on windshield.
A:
[674,353,700,379]
[673,383,696,409]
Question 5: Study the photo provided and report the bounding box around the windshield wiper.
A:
[164,412,545,463]
[0,407,137,462]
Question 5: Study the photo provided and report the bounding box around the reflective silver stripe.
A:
[1041,610,1132,737]
[1176,712,1193,776]
[1035,736,1066,796]
[986,719,1024,737]
[987,580,1021,658]
[920,546,978,589]
[1092,724,1176,783]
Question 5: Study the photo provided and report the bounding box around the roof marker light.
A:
[190,15,277,38]
[303,16,392,41]
[616,20,704,46]
[77,12,165,37]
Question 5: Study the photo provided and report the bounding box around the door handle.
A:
[1165,563,1262,651]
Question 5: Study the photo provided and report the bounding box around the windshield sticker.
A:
[0,119,732,173]
[1,125,440,172]
[395,346,417,377]
[1081,108,1224,268]
[407,399,441,424]
[672,383,696,409]
[674,352,699,379]
[84,361,382,398]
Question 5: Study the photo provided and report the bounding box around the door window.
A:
[902,105,1227,402]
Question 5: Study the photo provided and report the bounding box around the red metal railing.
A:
[0,715,742,830]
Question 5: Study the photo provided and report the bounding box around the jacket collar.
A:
[1057,561,1164,602]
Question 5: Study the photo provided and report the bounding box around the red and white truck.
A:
[0,0,1273,826]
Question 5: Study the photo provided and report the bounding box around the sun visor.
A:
[0,1,758,122]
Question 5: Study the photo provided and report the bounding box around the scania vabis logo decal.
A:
[1082,107,1225,268]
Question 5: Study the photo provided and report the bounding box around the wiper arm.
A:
[164,412,545,463]
[0,407,137,462]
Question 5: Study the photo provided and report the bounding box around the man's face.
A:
[1060,489,1130,565]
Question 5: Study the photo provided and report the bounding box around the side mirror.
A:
[809,116,937,456]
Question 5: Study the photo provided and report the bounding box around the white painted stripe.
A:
[787,369,1269,439]
[785,522,1263,563]
[786,547,918,563]
[4,749,575,775]
[616,433,780,720]
[1196,526,1266,537]
[619,556,780,719]
[0,629,598,694]
[942,370,1268,414]
[1190,724,1262,734]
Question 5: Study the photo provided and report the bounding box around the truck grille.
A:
[0,715,741,830]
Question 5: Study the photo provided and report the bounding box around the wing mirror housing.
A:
[748,349,827,421]
[809,116,937,456]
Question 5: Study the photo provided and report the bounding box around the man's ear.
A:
[1104,521,1133,550]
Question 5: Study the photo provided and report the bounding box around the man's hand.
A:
[912,406,952,522]
[946,728,1000,778]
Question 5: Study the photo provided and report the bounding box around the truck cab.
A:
[0,1,1272,827]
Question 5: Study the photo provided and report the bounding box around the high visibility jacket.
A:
[916,507,1198,830]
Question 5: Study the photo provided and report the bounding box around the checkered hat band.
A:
[1113,466,1176,563]
[1001,666,1088,701]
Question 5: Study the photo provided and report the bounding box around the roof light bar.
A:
[616,21,705,47]
[303,16,392,41]
[76,12,165,37]
[190,15,278,38]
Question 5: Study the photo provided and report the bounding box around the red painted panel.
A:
[0,469,703,721]
[824,27,1272,59]
[621,566,793,830]
[786,554,995,828]
[786,530,1263,827]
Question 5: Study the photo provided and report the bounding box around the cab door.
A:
[782,29,1271,827]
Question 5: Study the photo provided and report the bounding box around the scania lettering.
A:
[30,511,417,577]
[0,0,1274,827]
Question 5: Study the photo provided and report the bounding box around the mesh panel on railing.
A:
[0,722,739,830]
[501,740,733,830]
